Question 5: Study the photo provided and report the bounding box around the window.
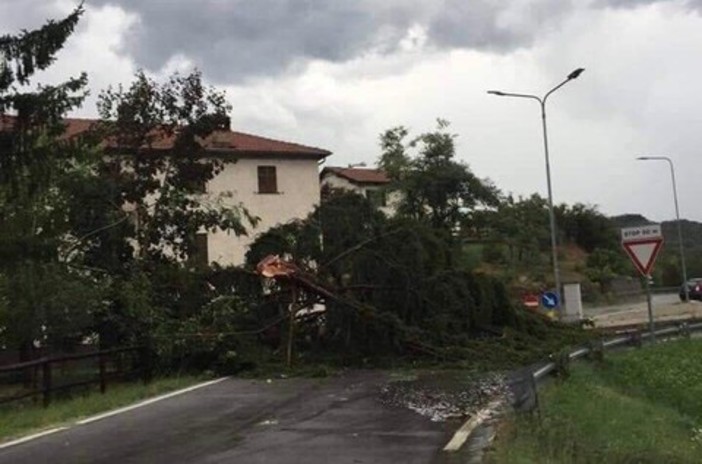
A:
[366,189,386,207]
[257,166,278,194]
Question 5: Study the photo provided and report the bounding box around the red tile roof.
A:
[0,115,331,159]
[321,166,390,185]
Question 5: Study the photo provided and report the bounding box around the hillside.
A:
[611,214,702,283]
[611,214,702,248]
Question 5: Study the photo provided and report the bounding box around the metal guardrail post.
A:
[530,373,542,422]
[553,351,571,378]
[630,329,642,348]
[679,322,691,339]
[587,339,604,362]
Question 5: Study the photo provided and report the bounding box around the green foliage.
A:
[0,263,103,350]
[600,339,702,418]
[556,203,618,253]
[246,188,559,362]
[0,8,260,371]
[156,294,256,374]
[0,6,98,356]
[491,367,701,463]
[476,194,550,265]
[85,70,256,269]
[584,248,631,292]
[490,340,702,463]
[378,119,499,232]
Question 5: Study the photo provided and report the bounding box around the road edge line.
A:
[0,427,68,450]
[443,399,502,452]
[76,376,229,425]
[0,376,229,450]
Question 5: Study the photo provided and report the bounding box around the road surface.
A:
[584,293,680,317]
[585,293,702,327]
[0,371,461,464]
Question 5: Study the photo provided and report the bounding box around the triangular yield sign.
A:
[622,239,664,276]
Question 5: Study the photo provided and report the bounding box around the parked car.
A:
[680,278,702,301]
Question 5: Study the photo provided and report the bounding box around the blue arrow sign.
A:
[541,291,559,309]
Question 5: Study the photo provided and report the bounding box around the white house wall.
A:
[321,173,397,216]
[320,173,359,192]
[207,157,321,266]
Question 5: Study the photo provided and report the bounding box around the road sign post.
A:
[644,274,655,342]
[621,225,664,342]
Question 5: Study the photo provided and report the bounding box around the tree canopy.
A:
[378,120,499,232]
[0,4,96,359]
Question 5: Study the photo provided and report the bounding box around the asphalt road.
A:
[583,292,680,317]
[0,371,457,464]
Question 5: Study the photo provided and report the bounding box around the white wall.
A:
[320,173,359,192]
[320,173,397,217]
[206,157,321,266]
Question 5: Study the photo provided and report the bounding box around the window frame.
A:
[257,165,278,194]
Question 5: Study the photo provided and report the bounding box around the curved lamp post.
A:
[488,68,585,309]
[636,156,689,302]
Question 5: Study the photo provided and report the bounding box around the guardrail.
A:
[0,346,147,407]
[531,321,702,382]
[504,320,702,416]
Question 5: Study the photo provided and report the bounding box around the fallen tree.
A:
[243,188,590,367]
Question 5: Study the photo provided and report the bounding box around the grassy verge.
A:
[0,375,207,442]
[489,339,702,464]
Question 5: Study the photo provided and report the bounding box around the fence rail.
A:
[0,346,145,407]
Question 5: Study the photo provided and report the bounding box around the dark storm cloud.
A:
[83,0,573,83]
[2,0,693,83]
[597,0,702,9]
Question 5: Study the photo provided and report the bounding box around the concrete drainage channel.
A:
[442,320,702,463]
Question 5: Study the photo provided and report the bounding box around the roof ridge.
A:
[1,114,331,158]
[62,117,330,155]
[322,166,390,184]
[227,128,330,155]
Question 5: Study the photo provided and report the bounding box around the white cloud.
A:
[27,2,139,115]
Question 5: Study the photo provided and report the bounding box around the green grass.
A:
[0,375,206,442]
[489,339,702,464]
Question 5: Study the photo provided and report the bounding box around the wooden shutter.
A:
[257,166,277,193]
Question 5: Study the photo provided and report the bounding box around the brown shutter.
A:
[257,166,278,193]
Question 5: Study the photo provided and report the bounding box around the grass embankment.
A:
[489,339,702,463]
[0,376,206,442]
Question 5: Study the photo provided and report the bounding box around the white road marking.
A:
[77,377,229,425]
[443,399,503,452]
[0,376,229,450]
[0,427,68,450]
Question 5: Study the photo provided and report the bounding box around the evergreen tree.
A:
[0,5,99,359]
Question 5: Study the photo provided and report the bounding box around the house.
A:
[200,130,330,265]
[2,115,331,266]
[320,166,396,216]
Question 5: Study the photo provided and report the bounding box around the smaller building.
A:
[320,166,396,215]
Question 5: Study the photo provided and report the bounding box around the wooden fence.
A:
[0,346,148,407]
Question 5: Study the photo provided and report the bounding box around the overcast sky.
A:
[3,0,702,221]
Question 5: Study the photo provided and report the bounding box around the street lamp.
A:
[488,68,585,308]
[636,156,689,301]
